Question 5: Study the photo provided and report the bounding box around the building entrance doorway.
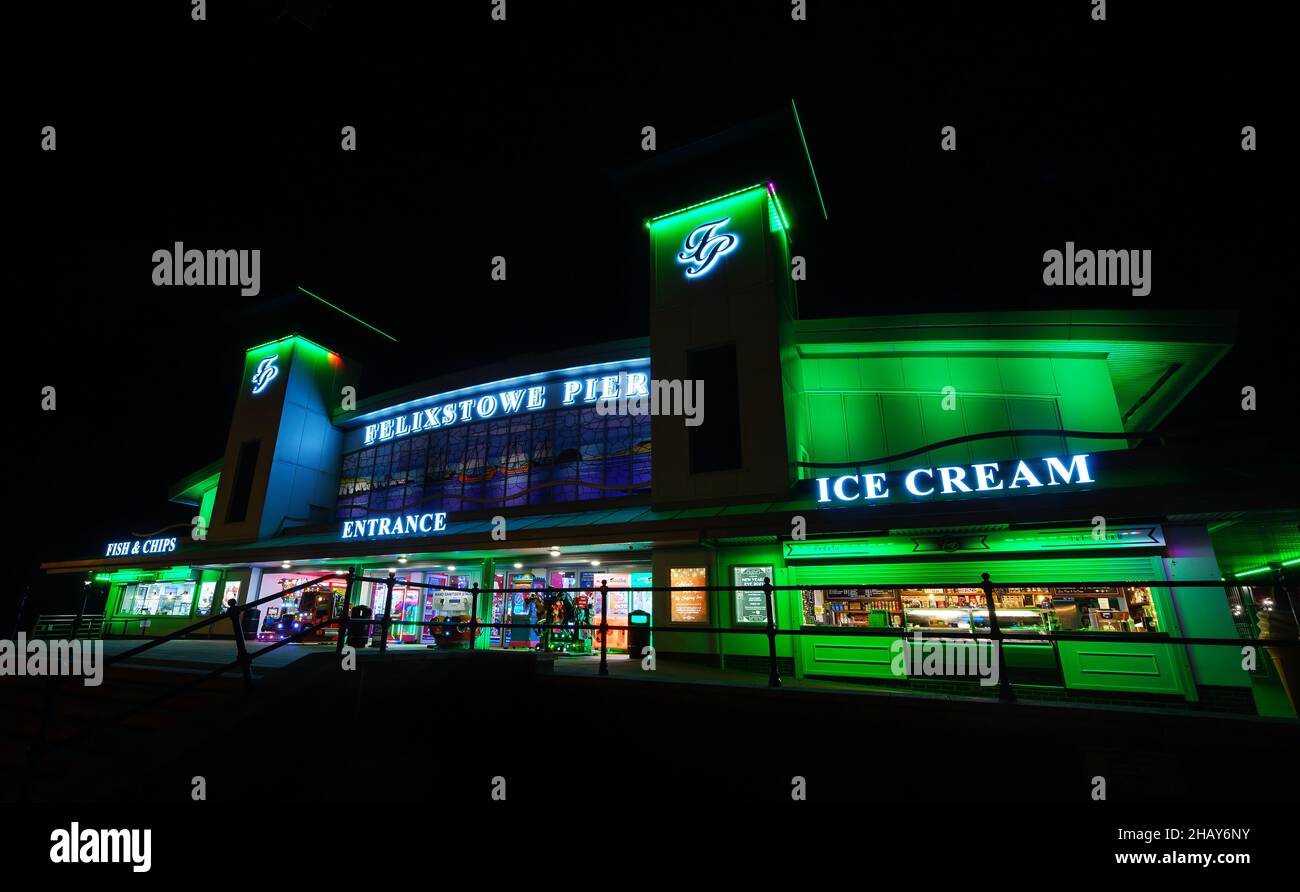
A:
[491,562,652,653]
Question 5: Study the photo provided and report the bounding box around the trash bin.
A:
[627,609,651,660]
[346,604,373,648]
[240,607,261,638]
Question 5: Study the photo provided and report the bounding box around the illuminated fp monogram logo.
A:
[678,217,738,278]
[251,355,279,394]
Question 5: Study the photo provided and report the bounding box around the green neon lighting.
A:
[766,186,790,234]
[297,286,398,342]
[1230,561,1299,579]
[94,566,193,584]
[646,183,766,226]
[246,333,338,357]
[791,98,828,221]
[785,525,1162,560]
[769,187,790,231]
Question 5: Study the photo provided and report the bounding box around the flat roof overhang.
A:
[794,309,1235,434]
[333,337,651,431]
[168,458,222,506]
[42,436,1297,577]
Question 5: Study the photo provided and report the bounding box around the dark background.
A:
[11,1,1294,620]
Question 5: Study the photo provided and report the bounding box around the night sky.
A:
[14,1,1293,617]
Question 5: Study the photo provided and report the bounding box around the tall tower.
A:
[646,182,799,507]
[207,334,353,543]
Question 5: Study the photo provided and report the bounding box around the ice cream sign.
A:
[813,454,1096,506]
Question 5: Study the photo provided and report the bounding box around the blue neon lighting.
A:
[677,218,739,278]
[251,355,279,394]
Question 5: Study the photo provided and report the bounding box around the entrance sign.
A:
[340,512,448,540]
[814,454,1095,506]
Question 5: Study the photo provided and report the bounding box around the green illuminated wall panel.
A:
[715,543,792,662]
[794,354,1126,472]
[198,487,217,529]
[787,555,1162,587]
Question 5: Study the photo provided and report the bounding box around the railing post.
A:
[981,572,1014,702]
[469,582,480,652]
[1272,563,1299,632]
[228,603,254,691]
[764,576,782,688]
[380,571,396,653]
[598,580,609,676]
[539,586,550,653]
[8,584,30,642]
[71,578,92,641]
[336,568,355,656]
[21,674,60,803]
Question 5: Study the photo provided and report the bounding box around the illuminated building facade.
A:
[40,183,1298,716]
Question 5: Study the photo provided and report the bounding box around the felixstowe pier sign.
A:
[350,360,651,448]
[812,454,1096,506]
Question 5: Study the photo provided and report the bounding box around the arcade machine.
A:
[258,605,284,641]
[259,578,345,642]
[363,578,416,644]
[490,574,505,646]
[591,571,633,652]
[533,587,590,654]
[394,583,422,643]
[426,590,475,648]
[504,573,541,649]
[420,572,472,643]
[259,576,309,641]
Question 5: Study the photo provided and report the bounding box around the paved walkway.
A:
[549,652,953,699]
[91,640,1282,720]
[99,638,434,671]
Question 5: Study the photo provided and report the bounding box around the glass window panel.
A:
[335,400,654,521]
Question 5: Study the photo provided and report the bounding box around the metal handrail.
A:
[331,616,1294,649]
[102,573,351,665]
[19,572,355,803]
[18,570,1294,802]
[408,579,1264,591]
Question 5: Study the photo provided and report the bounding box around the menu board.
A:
[1052,586,1120,595]
[733,566,772,624]
[222,580,242,608]
[669,567,708,623]
[630,571,654,614]
[196,581,217,616]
